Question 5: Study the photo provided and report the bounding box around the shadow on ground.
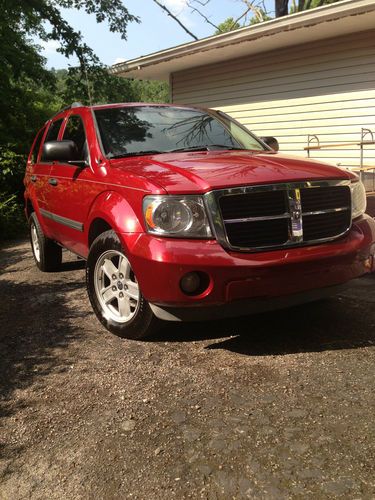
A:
[0,245,90,460]
[154,276,375,356]
[0,278,88,400]
[0,244,32,274]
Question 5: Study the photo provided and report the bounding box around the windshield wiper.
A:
[167,145,245,153]
[108,150,162,159]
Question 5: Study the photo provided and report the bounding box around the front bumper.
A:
[120,214,375,320]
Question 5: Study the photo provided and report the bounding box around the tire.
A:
[86,230,159,339]
[29,212,62,272]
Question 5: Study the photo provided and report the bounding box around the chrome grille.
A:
[206,181,352,252]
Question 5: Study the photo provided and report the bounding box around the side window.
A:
[63,115,87,161]
[41,118,64,161]
[30,126,46,164]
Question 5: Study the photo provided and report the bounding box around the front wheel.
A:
[86,230,159,339]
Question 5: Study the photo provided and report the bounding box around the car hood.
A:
[110,150,355,193]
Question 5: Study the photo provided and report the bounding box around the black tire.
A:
[86,230,159,339]
[29,212,62,272]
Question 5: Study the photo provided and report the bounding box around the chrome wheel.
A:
[94,250,140,323]
[31,222,41,262]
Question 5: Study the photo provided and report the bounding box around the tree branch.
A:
[152,0,198,40]
[186,1,219,31]
[230,5,252,28]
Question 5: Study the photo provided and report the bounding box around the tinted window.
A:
[63,115,87,161]
[30,126,46,163]
[94,106,265,158]
[41,118,63,161]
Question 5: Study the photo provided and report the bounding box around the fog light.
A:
[180,272,201,294]
[180,271,210,296]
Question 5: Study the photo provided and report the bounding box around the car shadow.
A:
[154,281,375,356]
[0,242,31,273]
[0,271,90,460]
[60,259,86,272]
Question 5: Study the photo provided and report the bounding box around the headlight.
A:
[351,181,366,219]
[143,195,212,238]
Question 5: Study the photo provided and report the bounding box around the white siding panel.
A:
[172,30,375,169]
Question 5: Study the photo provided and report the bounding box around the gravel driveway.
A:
[0,240,374,499]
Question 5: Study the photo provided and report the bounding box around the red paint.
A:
[24,103,375,312]
[111,151,356,194]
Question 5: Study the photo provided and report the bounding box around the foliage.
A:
[1,0,138,149]
[52,68,169,106]
[0,0,169,239]
[0,148,27,240]
[214,17,241,34]
[0,148,26,198]
[0,193,26,240]
[131,80,170,103]
[53,67,137,105]
[289,0,340,13]
[214,0,341,33]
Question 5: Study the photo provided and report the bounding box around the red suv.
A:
[24,103,375,339]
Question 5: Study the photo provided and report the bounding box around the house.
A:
[112,0,375,180]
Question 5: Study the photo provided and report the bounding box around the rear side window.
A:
[41,118,64,161]
[63,115,87,161]
[30,126,46,164]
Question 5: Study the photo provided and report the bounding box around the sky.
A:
[40,0,274,69]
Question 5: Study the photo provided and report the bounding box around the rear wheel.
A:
[86,230,159,339]
[29,212,62,272]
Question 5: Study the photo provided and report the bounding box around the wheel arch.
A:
[86,191,145,250]
[25,198,34,220]
[88,218,112,248]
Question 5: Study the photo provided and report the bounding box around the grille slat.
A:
[220,190,287,219]
[300,186,351,211]
[225,219,289,248]
[218,184,351,250]
[303,212,350,240]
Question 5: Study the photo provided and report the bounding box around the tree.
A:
[0,0,140,239]
[153,0,341,37]
[214,17,241,34]
[0,0,138,151]
[288,0,340,15]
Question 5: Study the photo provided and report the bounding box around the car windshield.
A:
[94,105,266,158]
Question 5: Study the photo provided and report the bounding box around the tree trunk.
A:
[275,0,289,16]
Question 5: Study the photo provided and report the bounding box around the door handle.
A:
[31,175,37,183]
[48,178,58,186]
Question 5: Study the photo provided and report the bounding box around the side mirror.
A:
[260,136,279,152]
[42,140,87,167]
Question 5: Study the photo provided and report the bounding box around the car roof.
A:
[58,102,210,113]
[47,102,214,125]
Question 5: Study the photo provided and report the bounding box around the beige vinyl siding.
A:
[172,30,375,170]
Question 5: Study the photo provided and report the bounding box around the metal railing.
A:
[304,128,375,194]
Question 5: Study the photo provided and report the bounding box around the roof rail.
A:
[50,102,84,119]
[70,102,83,108]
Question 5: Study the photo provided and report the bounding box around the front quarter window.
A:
[41,118,63,161]
[30,126,46,164]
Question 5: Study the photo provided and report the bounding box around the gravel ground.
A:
[0,239,375,499]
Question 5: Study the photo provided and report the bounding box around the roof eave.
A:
[111,0,375,81]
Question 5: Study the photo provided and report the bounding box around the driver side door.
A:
[46,113,92,256]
